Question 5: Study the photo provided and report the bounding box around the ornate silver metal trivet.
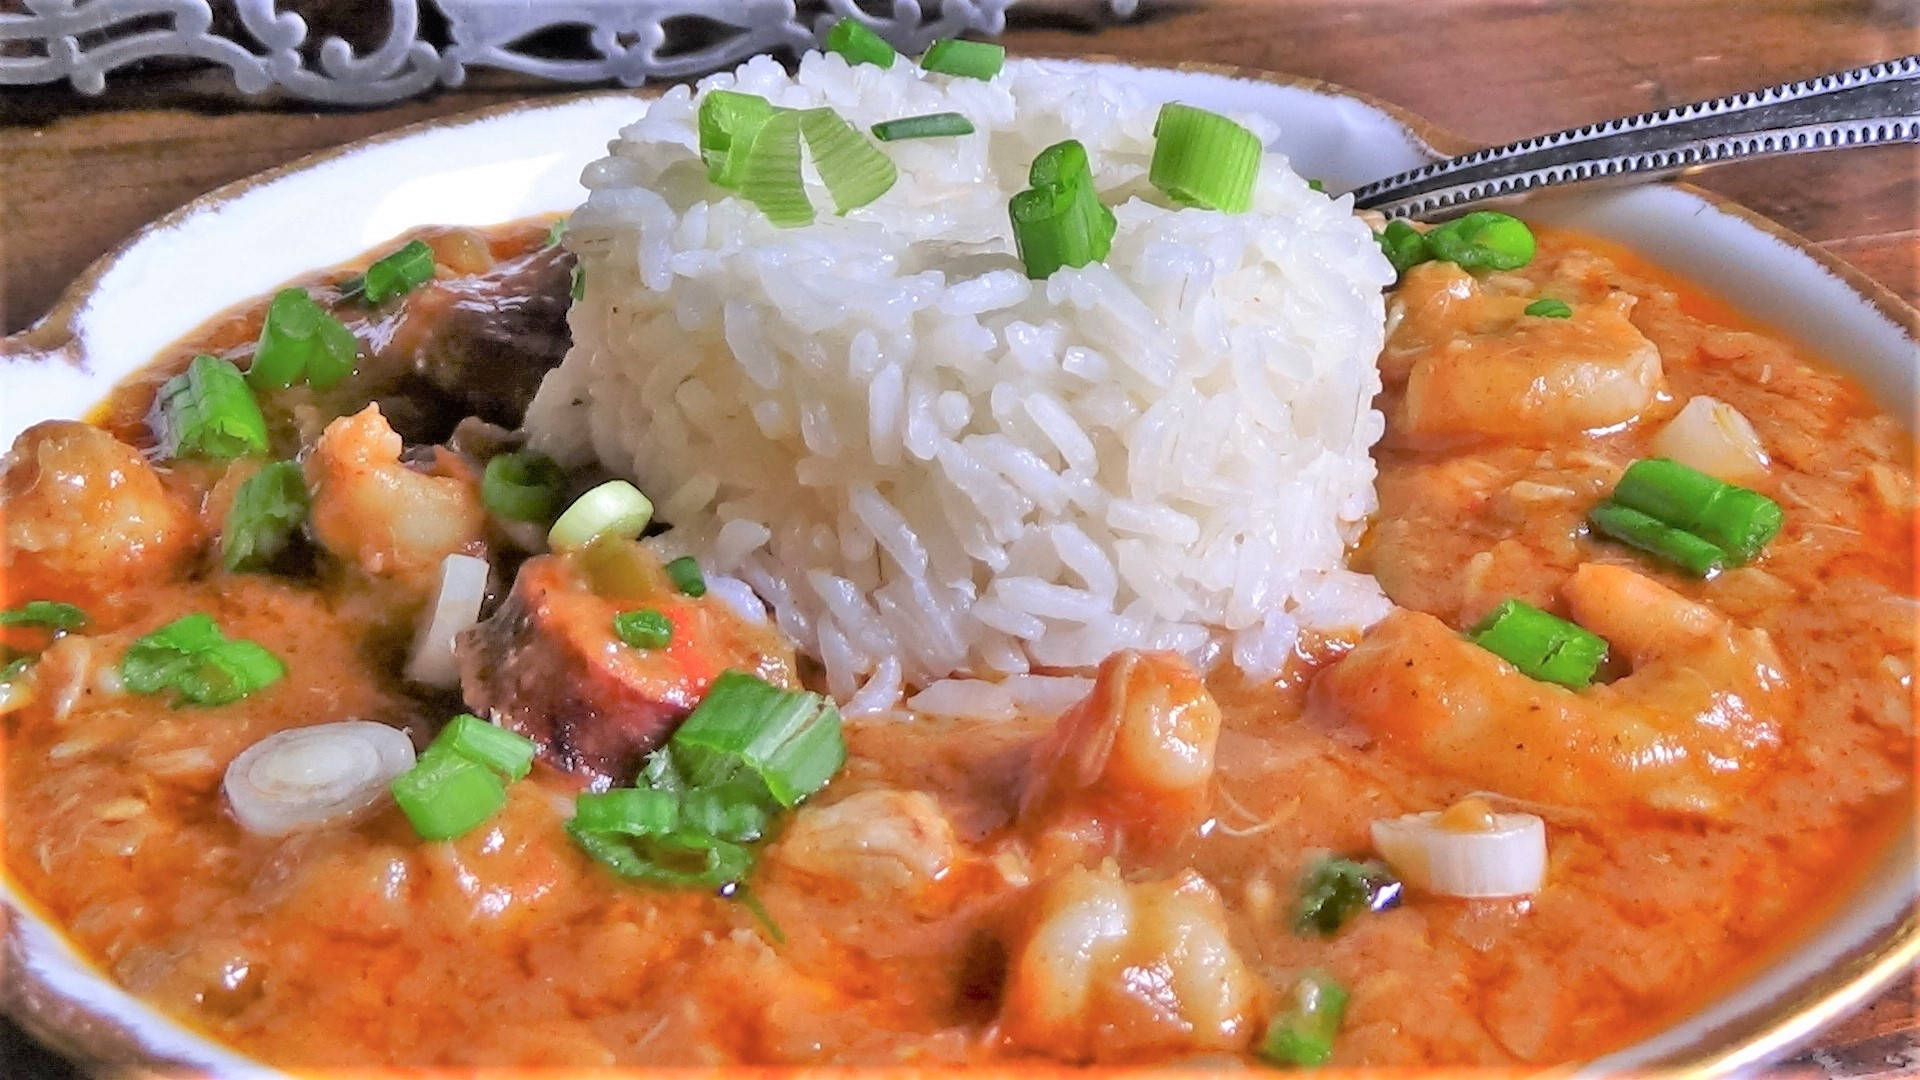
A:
[1,1,1134,106]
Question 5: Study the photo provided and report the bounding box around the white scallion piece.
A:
[405,553,490,688]
[548,479,653,551]
[224,721,417,836]
[1649,395,1771,485]
[1371,809,1546,898]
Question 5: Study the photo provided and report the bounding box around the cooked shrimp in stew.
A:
[2,68,1911,1072]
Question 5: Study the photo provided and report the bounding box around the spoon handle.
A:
[1349,55,1920,219]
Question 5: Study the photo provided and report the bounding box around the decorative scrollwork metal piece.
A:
[0,0,1125,105]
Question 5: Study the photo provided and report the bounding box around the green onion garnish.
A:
[871,112,975,142]
[222,461,309,572]
[572,787,680,836]
[544,216,569,248]
[739,108,814,228]
[358,239,436,305]
[1294,856,1403,937]
[481,450,566,524]
[0,601,89,631]
[677,785,774,843]
[665,556,707,598]
[1608,457,1783,565]
[699,90,779,188]
[1469,599,1608,690]
[1587,503,1727,577]
[918,38,1004,79]
[570,264,585,301]
[1376,220,1430,277]
[119,613,285,707]
[669,671,846,808]
[566,816,756,888]
[153,355,270,461]
[392,746,507,842]
[250,288,358,390]
[1423,210,1536,271]
[1307,179,1326,193]
[548,479,654,551]
[390,714,537,841]
[823,17,896,68]
[1148,102,1261,214]
[1258,971,1350,1067]
[1524,297,1572,318]
[613,609,674,650]
[435,713,537,782]
[0,655,30,684]
[1010,139,1116,279]
[798,107,897,214]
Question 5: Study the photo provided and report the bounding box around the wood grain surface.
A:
[0,0,1914,1076]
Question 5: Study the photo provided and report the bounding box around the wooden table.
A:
[0,0,1913,1074]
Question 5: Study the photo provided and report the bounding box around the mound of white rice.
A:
[527,52,1395,714]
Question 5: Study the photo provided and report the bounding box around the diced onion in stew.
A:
[1370,809,1546,898]
[1649,395,1771,485]
[405,553,490,689]
[224,721,417,836]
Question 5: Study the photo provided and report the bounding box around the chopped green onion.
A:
[120,613,286,707]
[1469,599,1608,690]
[544,217,569,247]
[391,746,507,841]
[738,108,814,228]
[669,671,846,808]
[678,785,773,843]
[1588,502,1727,577]
[222,461,309,572]
[566,817,755,888]
[1524,297,1572,318]
[699,90,779,188]
[1258,971,1350,1067]
[1148,102,1261,214]
[871,112,975,141]
[358,239,436,305]
[570,263,585,301]
[0,656,30,683]
[1376,220,1430,277]
[613,609,674,650]
[153,355,270,461]
[1294,856,1403,937]
[918,38,1003,79]
[0,601,89,631]
[481,450,566,524]
[432,713,537,782]
[1424,211,1537,271]
[665,556,708,598]
[1010,139,1116,279]
[798,107,897,214]
[1609,458,1783,564]
[250,288,358,390]
[1307,179,1326,193]
[573,786,681,836]
[823,17,896,68]
[548,480,653,551]
[640,747,687,795]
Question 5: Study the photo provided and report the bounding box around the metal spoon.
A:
[1349,54,1919,219]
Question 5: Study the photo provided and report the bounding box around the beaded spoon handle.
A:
[1348,54,1920,219]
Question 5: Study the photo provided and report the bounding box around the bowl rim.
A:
[2,55,1915,1078]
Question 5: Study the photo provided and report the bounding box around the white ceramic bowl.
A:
[2,59,1914,1076]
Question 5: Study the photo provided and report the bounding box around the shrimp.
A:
[1384,262,1664,445]
[769,788,962,910]
[1315,564,1789,818]
[2,421,194,606]
[303,405,486,578]
[1018,651,1221,868]
[998,863,1263,1062]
